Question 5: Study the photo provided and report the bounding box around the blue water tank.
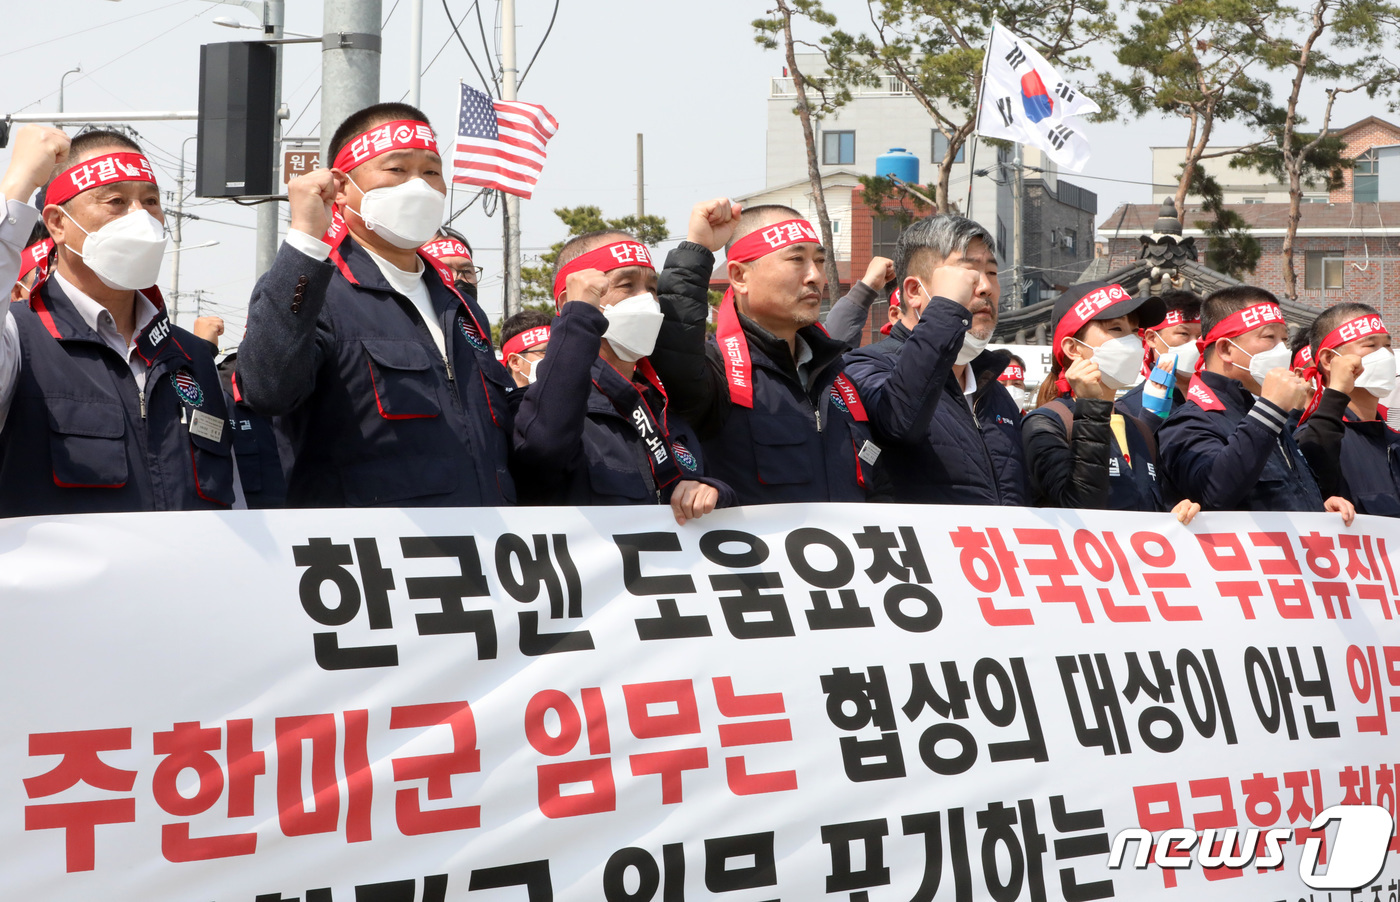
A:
[875,147,919,184]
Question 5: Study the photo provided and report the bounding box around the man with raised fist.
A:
[649,199,875,503]
[237,102,515,508]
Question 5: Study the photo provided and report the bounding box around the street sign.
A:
[283,150,319,184]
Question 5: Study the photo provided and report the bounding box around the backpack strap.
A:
[1044,398,1075,441]
[1121,407,1159,466]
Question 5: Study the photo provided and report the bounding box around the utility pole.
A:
[170,136,198,325]
[255,0,285,279]
[408,0,423,106]
[636,133,644,218]
[500,0,521,318]
[320,0,382,166]
[58,66,81,114]
[1012,143,1024,310]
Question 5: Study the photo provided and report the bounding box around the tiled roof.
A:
[1099,203,1400,234]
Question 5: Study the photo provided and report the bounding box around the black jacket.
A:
[0,280,234,516]
[649,242,874,504]
[843,316,1028,505]
[1295,388,1400,516]
[1158,371,1324,511]
[237,237,515,508]
[512,301,736,508]
[1022,396,1163,511]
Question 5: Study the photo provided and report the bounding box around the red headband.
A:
[881,289,901,336]
[727,219,820,263]
[1147,308,1201,330]
[1000,364,1025,383]
[1196,302,1286,375]
[17,238,54,282]
[1320,314,1387,352]
[421,237,472,263]
[552,241,654,303]
[1293,345,1314,371]
[46,152,156,207]
[502,325,550,359]
[332,119,438,173]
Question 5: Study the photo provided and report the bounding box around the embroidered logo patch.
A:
[995,414,1016,426]
[458,317,490,352]
[829,388,849,413]
[170,370,204,407]
[672,442,699,472]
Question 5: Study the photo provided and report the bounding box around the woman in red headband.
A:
[1023,282,1200,520]
[1295,303,1400,516]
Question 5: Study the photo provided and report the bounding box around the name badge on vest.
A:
[859,440,881,465]
[189,410,225,443]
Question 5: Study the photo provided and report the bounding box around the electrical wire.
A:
[397,2,480,102]
[285,86,322,137]
[516,0,560,89]
[0,0,192,61]
[443,0,495,98]
[477,0,498,91]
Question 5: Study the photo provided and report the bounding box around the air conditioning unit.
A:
[1061,236,1075,249]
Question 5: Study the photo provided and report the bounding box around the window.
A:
[1355,149,1379,203]
[1242,197,1265,204]
[823,130,855,166]
[1062,228,1078,254]
[931,130,965,164]
[873,216,902,261]
[1302,195,1330,204]
[997,218,1008,258]
[1304,251,1345,290]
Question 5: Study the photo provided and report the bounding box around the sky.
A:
[0,0,1384,343]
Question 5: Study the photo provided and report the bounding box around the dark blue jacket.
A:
[512,301,737,508]
[237,237,515,508]
[650,242,874,504]
[1295,388,1400,517]
[0,280,235,517]
[1022,396,1163,512]
[1117,380,1185,432]
[1158,370,1324,511]
[843,313,1028,505]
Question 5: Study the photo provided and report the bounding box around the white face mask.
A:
[603,292,664,363]
[1230,339,1292,385]
[1354,347,1398,399]
[1076,334,1143,391]
[346,175,446,249]
[61,208,168,291]
[514,353,542,385]
[1159,336,1201,376]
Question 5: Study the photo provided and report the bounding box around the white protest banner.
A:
[1,504,1397,901]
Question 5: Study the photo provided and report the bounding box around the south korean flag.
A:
[976,23,1100,172]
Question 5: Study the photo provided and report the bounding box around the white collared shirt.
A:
[50,272,161,392]
[960,362,978,412]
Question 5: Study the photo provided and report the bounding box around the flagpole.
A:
[966,24,995,217]
[501,0,521,319]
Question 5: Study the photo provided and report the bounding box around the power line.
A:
[516,0,559,89]
[445,0,495,98]
[0,0,192,61]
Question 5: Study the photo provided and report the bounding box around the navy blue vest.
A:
[0,280,234,517]
[1338,414,1400,517]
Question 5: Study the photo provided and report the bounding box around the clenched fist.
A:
[288,168,345,239]
[927,265,983,310]
[861,256,895,290]
[1260,367,1312,412]
[564,268,610,307]
[2,125,70,203]
[687,198,742,252]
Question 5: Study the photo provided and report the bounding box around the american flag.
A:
[453,82,559,199]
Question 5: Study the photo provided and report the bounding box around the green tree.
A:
[520,206,669,306]
[1189,168,1261,278]
[754,0,846,304]
[1098,0,1280,215]
[1243,0,1400,299]
[824,0,1114,213]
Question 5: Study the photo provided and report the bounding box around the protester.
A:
[843,214,1028,505]
[1021,283,1199,520]
[512,231,735,521]
[1294,303,1400,516]
[650,200,875,503]
[12,218,52,302]
[422,226,479,298]
[238,102,516,507]
[0,125,236,516]
[822,256,895,347]
[1117,288,1202,426]
[1157,286,1353,520]
[500,309,553,390]
[1000,354,1030,413]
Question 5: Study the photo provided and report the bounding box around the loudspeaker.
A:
[196,42,276,198]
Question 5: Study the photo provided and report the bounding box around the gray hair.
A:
[894,215,998,288]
